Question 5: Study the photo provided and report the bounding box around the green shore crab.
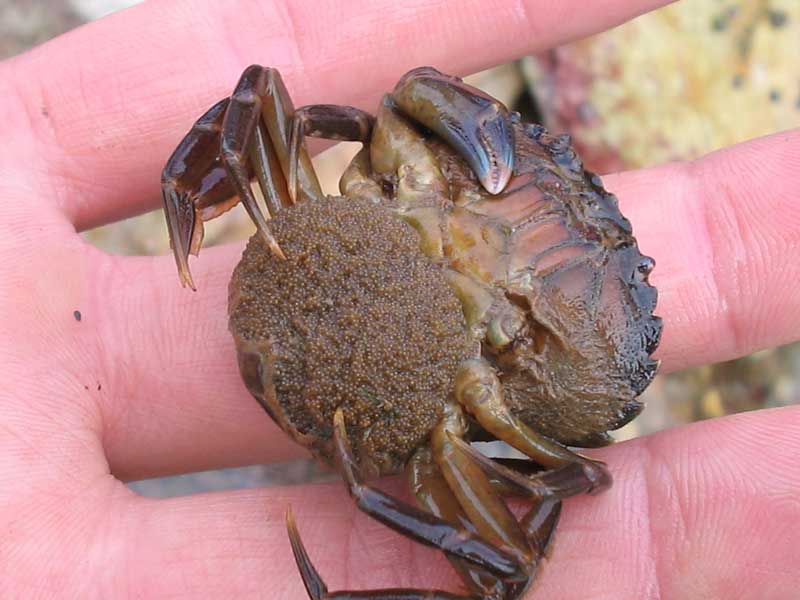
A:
[161,66,661,599]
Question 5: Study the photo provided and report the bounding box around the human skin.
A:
[0,0,799,598]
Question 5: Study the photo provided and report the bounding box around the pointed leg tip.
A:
[285,507,305,564]
[163,187,202,289]
[178,265,197,291]
[285,506,328,600]
[271,241,287,260]
[333,407,346,428]
[253,223,285,260]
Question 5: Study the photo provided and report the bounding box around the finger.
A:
[606,128,800,372]
[26,405,794,599]
[82,247,305,482]
[0,0,672,229]
[532,405,800,599]
[85,128,800,480]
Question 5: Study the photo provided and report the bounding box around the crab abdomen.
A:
[228,196,474,476]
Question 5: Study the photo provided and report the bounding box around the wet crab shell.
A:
[341,107,663,449]
[441,123,663,447]
[228,109,661,475]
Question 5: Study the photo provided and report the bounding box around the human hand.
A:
[1,1,798,598]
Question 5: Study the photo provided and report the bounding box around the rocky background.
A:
[3,0,798,497]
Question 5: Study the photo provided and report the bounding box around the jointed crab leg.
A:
[329,409,525,579]
[221,65,325,208]
[161,98,236,288]
[161,65,326,287]
[430,406,566,599]
[287,409,534,599]
[431,405,529,559]
[410,448,516,600]
[287,509,469,600]
[248,119,289,217]
[288,104,374,202]
[454,358,612,495]
[219,66,302,261]
[411,449,562,592]
[520,498,561,560]
[254,67,323,204]
[409,436,561,600]
[439,436,566,558]
[162,65,379,288]
[449,435,603,501]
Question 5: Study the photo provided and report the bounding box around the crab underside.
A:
[161,65,662,600]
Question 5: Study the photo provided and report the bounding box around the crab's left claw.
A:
[162,183,199,291]
[392,66,515,195]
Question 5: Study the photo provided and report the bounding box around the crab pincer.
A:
[392,67,515,195]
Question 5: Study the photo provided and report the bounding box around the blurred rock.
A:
[69,0,142,21]
[523,0,800,173]
[128,460,337,499]
[0,0,82,58]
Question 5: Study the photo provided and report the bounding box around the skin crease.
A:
[0,0,798,598]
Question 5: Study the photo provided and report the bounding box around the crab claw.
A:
[392,66,515,195]
[162,184,199,291]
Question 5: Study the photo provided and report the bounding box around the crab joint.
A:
[486,305,527,350]
[454,358,503,412]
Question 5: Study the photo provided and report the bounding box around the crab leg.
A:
[161,65,325,287]
[287,104,374,202]
[161,98,238,288]
[440,435,565,558]
[410,404,565,600]
[253,67,323,204]
[330,408,525,578]
[432,405,530,557]
[391,67,515,195]
[433,405,565,599]
[454,358,612,496]
[448,435,600,501]
[219,65,303,261]
[287,509,470,600]
[409,447,514,600]
[248,119,289,218]
[287,409,532,600]
[435,450,562,554]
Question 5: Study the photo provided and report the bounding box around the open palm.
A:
[1,1,798,598]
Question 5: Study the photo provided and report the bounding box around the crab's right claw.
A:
[162,184,199,291]
[393,66,515,195]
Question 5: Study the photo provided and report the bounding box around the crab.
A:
[161,65,662,600]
